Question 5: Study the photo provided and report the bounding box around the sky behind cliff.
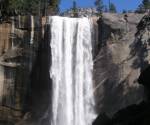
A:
[60,0,142,12]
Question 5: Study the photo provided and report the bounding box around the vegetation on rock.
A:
[95,0,104,15]
[48,0,60,14]
[0,0,60,16]
[136,0,150,13]
[109,3,117,13]
[72,0,78,17]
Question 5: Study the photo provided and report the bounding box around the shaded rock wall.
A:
[0,16,42,124]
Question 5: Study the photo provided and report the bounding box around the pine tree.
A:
[136,0,150,13]
[8,0,42,15]
[122,9,127,14]
[49,0,60,13]
[0,0,9,15]
[142,0,150,10]
[72,0,78,17]
[104,5,108,12]
[8,0,27,14]
[2,0,60,16]
[41,0,49,15]
[95,0,104,14]
[109,3,117,13]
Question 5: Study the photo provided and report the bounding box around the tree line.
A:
[0,0,60,16]
[136,0,150,13]
[0,0,149,17]
[94,0,150,14]
[94,0,117,14]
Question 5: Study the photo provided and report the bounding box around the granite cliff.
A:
[93,13,150,125]
[0,12,149,125]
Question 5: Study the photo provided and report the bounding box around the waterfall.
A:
[0,66,4,104]
[11,17,15,49]
[30,15,34,44]
[18,15,21,28]
[49,16,96,125]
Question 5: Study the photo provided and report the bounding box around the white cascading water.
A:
[30,15,34,44]
[11,17,15,49]
[0,66,4,104]
[18,15,21,28]
[49,16,96,125]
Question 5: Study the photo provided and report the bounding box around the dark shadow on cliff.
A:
[93,64,150,125]
[129,14,150,71]
[0,120,14,125]
[95,17,123,57]
[129,36,149,70]
[94,48,121,115]
[94,48,143,116]
[28,24,52,124]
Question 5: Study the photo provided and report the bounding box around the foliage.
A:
[8,0,40,15]
[142,0,150,10]
[104,5,108,12]
[122,9,127,14]
[0,0,9,14]
[72,0,78,17]
[136,0,150,13]
[49,0,60,13]
[109,3,117,13]
[0,0,60,15]
[95,0,104,14]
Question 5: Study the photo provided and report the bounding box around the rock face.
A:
[93,13,150,116]
[93,13,150,125]
[0,16,42,124]
[0,22,11,55]
[93,65,150,125]
[0,12,149,125]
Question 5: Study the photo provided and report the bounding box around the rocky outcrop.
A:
[0,12,149,125]
[93,13,150,125]
[0,16,42,125]
[93,13,149,116]
[93,65,150,125]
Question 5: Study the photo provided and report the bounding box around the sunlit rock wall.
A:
[0,23,11,55]
[94,13,149,116]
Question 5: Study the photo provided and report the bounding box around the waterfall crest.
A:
[49,16,96,125]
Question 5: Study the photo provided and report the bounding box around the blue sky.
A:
[60,0,142,12]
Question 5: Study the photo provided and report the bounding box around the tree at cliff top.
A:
[95,0,104,15]
[0,0,9,15]
[122,9,127,14]
[142,0,150,10]
[109,3,117,13]
[104,5,108,12]
[72,0,78,17]
[48,0,60,14]
[8,0,37,15]
[4,0,50,15]
[136,0,150,13]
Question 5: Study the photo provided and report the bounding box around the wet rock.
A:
[93,113,111,125]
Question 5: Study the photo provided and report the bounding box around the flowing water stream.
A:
[49,16,96,125]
